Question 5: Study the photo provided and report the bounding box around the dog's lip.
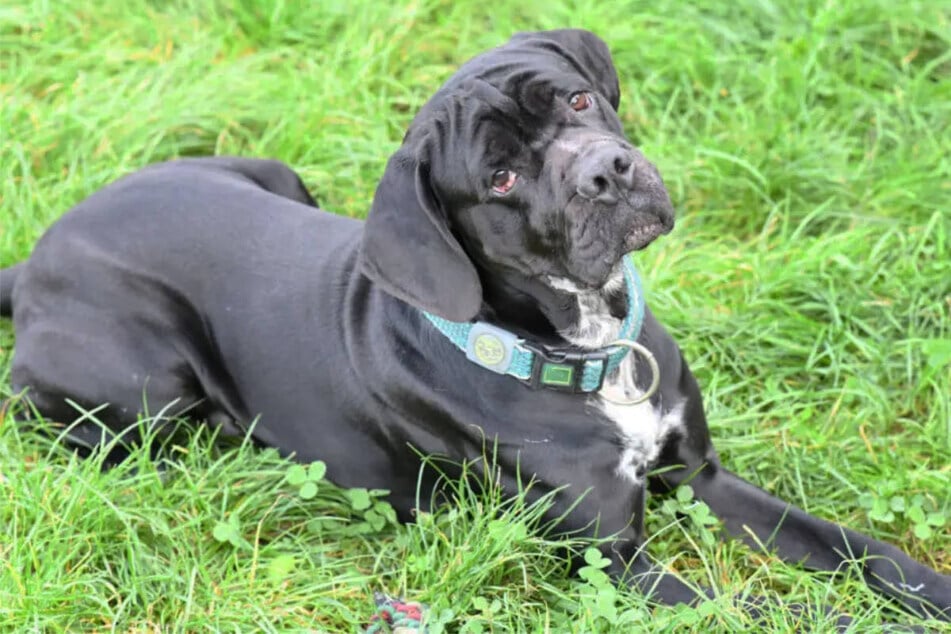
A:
[623,220,667,251]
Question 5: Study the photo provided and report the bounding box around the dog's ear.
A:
[359,148,483,322]
[512,29,621,111]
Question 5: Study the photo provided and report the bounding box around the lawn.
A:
[1,0,949,631]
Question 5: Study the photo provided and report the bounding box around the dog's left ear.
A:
[511,29,621,110]
[359,148,483,322]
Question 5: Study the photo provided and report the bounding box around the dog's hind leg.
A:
[9,315,234,459]
[0,263,24,316]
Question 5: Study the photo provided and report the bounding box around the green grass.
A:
[1,0,949,631]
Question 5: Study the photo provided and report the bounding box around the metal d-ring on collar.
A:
[600,338,660,406]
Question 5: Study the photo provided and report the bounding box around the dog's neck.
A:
[477,268,629,349]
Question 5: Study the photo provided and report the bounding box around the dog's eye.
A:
[491,169,518,195]
[569,92,592,111]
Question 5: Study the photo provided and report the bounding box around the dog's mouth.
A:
[582,217,670,290]
[623,219,668,252]
[550,189,674,295]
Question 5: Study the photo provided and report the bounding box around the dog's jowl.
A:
[0,29,947,625]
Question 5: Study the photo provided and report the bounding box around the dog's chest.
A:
[549,274,685,482]
[596,354,684,483]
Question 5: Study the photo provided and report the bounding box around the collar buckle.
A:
[523,343,609,393]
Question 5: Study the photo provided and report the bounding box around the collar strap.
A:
[423,256,645,393]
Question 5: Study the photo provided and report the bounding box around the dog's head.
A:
[360,30,674,335]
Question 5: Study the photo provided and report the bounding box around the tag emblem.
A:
[473,333,505,366]
[465,322,518,374]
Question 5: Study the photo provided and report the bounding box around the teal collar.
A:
[422,255,646,393]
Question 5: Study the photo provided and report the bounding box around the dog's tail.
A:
[0,262,24,317]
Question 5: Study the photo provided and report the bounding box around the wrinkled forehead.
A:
[418,49,593,124]
[410,32,613,131]
[405,31,621,187]
[421,64,587,148]
[435,30,616,104]
[443,52,594,100]
[415,87,552,198]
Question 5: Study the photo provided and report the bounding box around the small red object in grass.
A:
[364,592,427,633]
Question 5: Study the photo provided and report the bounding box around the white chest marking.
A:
[599,354,685,483]
[550,272,686,484]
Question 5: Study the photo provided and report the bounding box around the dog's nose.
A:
[575,146,636,204]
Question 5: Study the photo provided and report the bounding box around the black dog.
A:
[1,29,948,624]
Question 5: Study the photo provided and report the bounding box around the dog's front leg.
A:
[593,486,847,627]
[598,483,705,606]
[540,462,708,607]
[686,463,951,621]
[610,542,710,606]
[541,454,860,628]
